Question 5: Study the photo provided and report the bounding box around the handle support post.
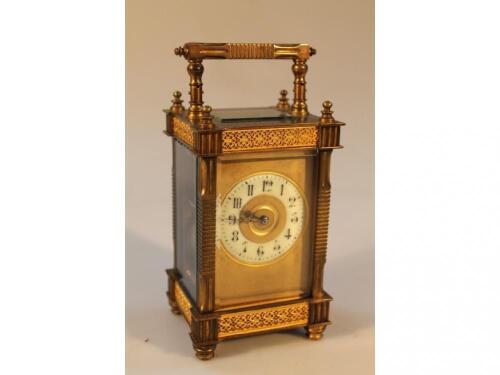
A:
[174,43,316,119]
[291,59,309,117]
[187,59,204,120]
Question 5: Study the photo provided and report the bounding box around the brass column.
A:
[291,59,309,117]
[187,59,204,120]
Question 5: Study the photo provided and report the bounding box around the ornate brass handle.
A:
[174,42,316,61]
[173,42,315,119]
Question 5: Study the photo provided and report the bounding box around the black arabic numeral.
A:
[233,197,242,209]
[256,246,264,256]
[262,180,273,192]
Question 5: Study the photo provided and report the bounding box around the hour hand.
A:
[239,210,269,224]
[239,210,255,222]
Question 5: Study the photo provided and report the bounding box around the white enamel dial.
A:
[219,173,305,265]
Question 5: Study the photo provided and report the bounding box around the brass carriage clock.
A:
[164,42,345,360]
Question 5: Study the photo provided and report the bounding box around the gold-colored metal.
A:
[276,89,290,111]
[187,59,204,120]
[170,91,185,114]
[168,110,344,155]
[172,117,194,147]
[311,149,331,299]
[320,100,335,123]
[317,101,346,149]
[291,59,309,117]
[222,126,318,152]
[218,301,309,338]
[175,43,315,60]
[305,323,328,340]
[174,281,192,324]
[170,115,320,153]
[166,269,334,358]
[239,195,287,244]
[196,156,217,313]
[200,105,214,129]
[164,42,344,360]
[175,42,315,119]
[218,170,309,269]
[215,152,314,308]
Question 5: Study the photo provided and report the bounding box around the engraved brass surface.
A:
[238,195,287,244]
[172,117,194,148]
[215,150,315,309]
[175,43,315,60]
[170,116,321,154]
[221,126,318,152]
[174,281,192,324]
[218,301,309,338]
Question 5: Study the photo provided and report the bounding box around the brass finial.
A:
[170,91,185,113]
[276,90,290,111]
[200,105,214,128]
[174,46,187,57]
[320,100,335,124]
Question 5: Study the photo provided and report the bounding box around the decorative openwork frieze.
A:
[174,281,192,324]
[171,119,322,154]
[218,302,309,338]
[221,126,318,152]
[173,117,194,148]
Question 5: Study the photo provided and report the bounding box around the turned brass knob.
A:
[200,105,214,128]
[320,100,335,124]
[169,90,185,113]
[174,46,187,57]
[276,89,290,111]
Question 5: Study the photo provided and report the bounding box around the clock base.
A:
[166,268,332,360]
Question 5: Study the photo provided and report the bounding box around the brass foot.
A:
[166,291,181,315]
[193,344,216,360]
[305,324,327,340]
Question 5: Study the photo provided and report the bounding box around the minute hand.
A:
[239,211,269,224]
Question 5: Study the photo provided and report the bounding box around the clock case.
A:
[163,43,345,360]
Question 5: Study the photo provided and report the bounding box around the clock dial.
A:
[220,173,305,265]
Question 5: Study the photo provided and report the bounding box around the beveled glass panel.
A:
[174,140,197,300]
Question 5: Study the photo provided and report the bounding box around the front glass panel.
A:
[174,140,197,299]
[219,172,306,265]
[215,150,316,309]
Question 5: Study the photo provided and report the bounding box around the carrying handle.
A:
[174,42,316,61]
[174,42,315,120]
